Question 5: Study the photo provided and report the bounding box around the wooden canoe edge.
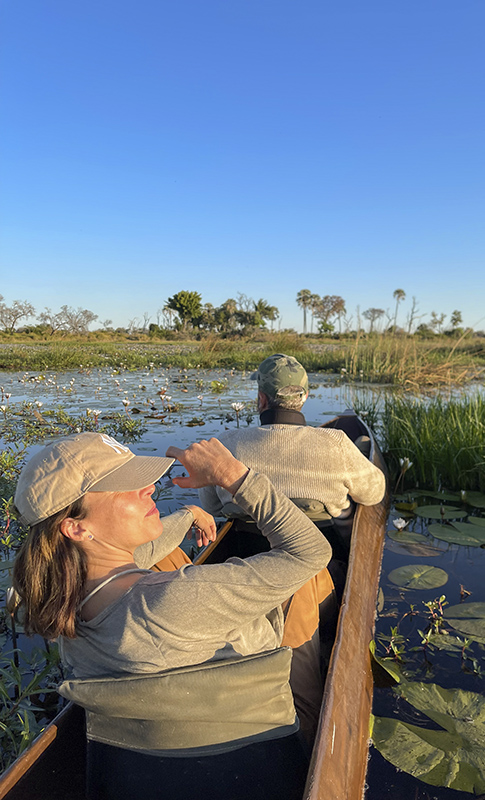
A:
[305,461,389,800]
[0,703,74,799]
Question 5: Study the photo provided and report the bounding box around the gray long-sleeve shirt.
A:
[59,471,331,679]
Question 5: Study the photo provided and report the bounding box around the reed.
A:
[380,393,485,491]
[0,334,483,386]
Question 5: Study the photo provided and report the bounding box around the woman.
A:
[13,432,331,800]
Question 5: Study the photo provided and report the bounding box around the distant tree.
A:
[392,289,406,330]
[60,306,98,334]
[0,298,35,332]
[406,296,424,334]
[100,319,113,331]
[141,312,151,332]
[254,298,279,327]
[309,294,320,334]
[296,289,312,334]
[450,310,463,329]
[363,308,385,334]
[38,306,97,335]
[429,311,446,335]
[313,295,346,333]
[166,291,202,330]
[214,298,238,332]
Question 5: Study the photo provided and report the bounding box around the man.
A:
[199,353,386,742]
[199,353,385,524]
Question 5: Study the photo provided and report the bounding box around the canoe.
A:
[0,411,389,800]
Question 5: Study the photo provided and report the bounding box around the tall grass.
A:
[380,393,485,491]
[0,334,483,385]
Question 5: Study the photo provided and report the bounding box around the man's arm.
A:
[341,434,386,506]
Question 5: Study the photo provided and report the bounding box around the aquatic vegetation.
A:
[372,681,485,794]
[388,565,449,591]
[381,393,485,492]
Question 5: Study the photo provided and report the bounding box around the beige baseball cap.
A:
[14,432,174,527]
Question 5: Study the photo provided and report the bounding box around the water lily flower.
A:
[399,457,413,471]
[392,518,409,531]
[35,401,43,408]
[231,402,245,412]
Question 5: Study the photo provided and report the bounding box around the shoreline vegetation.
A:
[0,330,484,387]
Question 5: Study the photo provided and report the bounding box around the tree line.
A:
[0,289,468,337]
[296,288,465,336]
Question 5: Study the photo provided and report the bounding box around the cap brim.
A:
[90,456,174,492]
[249,371,258,380]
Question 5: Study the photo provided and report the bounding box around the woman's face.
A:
[80,484,164,555]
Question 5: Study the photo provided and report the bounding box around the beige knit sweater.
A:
[199,424,385,518]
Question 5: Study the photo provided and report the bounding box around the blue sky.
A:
[1,0,484,332]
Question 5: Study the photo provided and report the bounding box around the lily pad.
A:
[394,501,418,512]
[413,490,460,502]
[372,680,485,793]
[386,541,446,557]
[388,564,448,590]
[415,505,467,520]
[428,522,485,547]
[445,602,485,643]
[468,516,485,528]
[464,492,485,509]
[387,530,430,544]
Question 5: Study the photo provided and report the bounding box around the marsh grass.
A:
[381,393,485,492]
[0,333,483,386]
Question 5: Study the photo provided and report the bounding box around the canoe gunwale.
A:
[304,416,389,800]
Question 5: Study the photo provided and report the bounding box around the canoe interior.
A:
[0,411,389,800]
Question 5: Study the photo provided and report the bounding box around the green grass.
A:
[380,393,485,492]
[0,332,483,386]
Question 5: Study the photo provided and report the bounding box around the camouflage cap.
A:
[250,353,308,400]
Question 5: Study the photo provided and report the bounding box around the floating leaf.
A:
[445,602,485,643]
[372,681,485,793]
[468,517,485,528]
[377,587,385,613]
[394,501,418,512]
[387,530,430,544]
[369,641,401,686]
[388,564,448,590]
[426,633,469,652]
[386,541,446,557]
[415,505,467,520]
[413,490,460,502]
[464,492,485,509]
[0,559,16,571]
[428,522,485,547]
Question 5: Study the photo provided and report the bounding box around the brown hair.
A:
[13,498,88,639]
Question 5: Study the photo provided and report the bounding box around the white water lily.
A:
[399,457,413,471]
[231,402,245,412]
[392,517,409,531]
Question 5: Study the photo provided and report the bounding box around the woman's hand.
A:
[184,506,217,548]
[166,439,249,495]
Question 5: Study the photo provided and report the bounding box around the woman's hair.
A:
[13,497,88,639]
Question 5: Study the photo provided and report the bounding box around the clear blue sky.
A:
[1,0,484,332]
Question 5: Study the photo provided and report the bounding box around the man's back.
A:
[199,423,385,519]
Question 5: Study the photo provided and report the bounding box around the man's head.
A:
[250,353,309,411]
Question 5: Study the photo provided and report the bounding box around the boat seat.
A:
[58,647,298,756]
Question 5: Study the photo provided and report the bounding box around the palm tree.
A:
[296,289,312,334]
[392,289,406,331]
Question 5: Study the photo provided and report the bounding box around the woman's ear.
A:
[60,517,90,541]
